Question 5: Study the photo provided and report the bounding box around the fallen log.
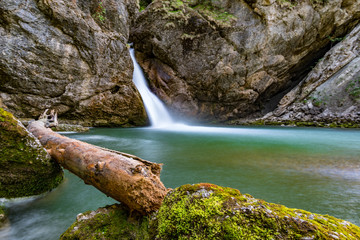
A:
[28,120,169,215]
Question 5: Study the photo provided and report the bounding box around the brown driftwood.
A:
[28,120,169,215]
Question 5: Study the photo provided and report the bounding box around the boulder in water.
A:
[0,108,63,198]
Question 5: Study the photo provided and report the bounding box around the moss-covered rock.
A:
[60,204,149,240]
[0,108,63,198]
[150,183,360,239]
[242,119,360,128]
[62,183,360,239]
[0,205,7,229]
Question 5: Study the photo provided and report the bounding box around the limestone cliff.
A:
[259,23,360,127]
[0,107,63,198]
[131,0,360,122]
[0,0,147,127]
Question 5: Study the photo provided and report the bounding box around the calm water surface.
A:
[1,125,360,239]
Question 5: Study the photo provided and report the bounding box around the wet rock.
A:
[0,108,63,198]
[131,0,360,122]
[50,123,89,133]
[0,0,147,127]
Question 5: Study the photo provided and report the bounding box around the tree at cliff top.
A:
[0,108,63,198]
[131,0,360,122]
[60,184,360,239]
[0,0,146,127]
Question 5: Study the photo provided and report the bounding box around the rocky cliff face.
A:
[0,0,147,127]
[131,0,360,122]
[0,107,63,198]
[256,23,360,127]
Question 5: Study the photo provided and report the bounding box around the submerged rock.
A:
[50,123,89,133]
[60,204,149,240]
[0,108,63,198]
[131,0,360,122]
[61,183,360,239]
[258,23,360,127]
[0,0,147,127]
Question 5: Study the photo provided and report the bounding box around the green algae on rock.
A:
[61,183,360,239]
[150,183,360,239]
[60,204,149,240]
[0,108,63,198]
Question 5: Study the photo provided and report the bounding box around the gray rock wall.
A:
[131,0,360,122]
[262,23,360,126]
[0,0,147,127]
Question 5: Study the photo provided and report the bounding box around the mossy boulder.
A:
[0,205,7,229]
[150,183,360,239]
[60,204,149,240]
[0,108,63,198]
[61,183,360,239]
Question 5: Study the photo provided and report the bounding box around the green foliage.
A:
[188,0,236,24]
[311,0,329,5]
[93,1,106,22]
[249,119,360,128]
[346,77,360,100]
[277,0,297,8]
[140,0,152,11]
[159,0,236,27]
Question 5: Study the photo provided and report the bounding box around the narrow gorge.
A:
[1,0,360,239]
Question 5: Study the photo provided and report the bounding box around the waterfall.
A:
[130,48,175,128]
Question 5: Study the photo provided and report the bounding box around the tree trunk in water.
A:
[28,121,168,215]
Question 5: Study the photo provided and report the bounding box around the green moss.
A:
[157,0,236,27]
[140,0,152,11]
[0,108,63,198]
[0,205,7,228]
[247,119,360,129]
[150,183,360,239]
[186,0,236,25]
[60,204,149,240]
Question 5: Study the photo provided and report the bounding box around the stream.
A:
[1,125,359,239]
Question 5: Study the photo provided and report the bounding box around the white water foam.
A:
[130,49,175,128]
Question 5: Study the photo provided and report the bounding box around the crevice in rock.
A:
[258,41,334,115]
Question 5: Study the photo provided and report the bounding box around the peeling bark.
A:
[28,120,169,215]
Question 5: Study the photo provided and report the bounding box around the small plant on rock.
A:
[93,1,106,22]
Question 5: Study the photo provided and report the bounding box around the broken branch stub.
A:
[28,120,169,215]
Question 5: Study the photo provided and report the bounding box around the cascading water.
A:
[130,48,175,128]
